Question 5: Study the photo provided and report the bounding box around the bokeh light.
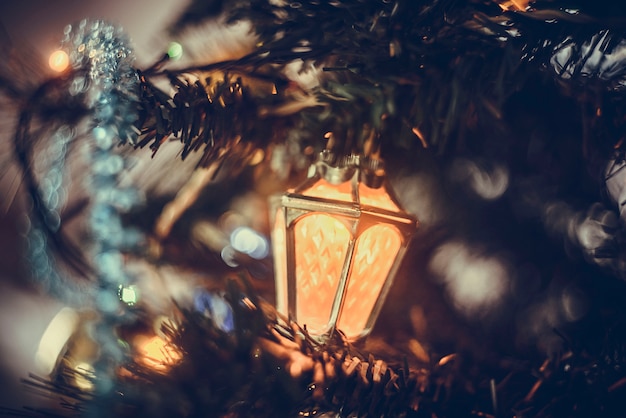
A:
[135,334,182,372]
[167,41,183,60]
[119,285,138,306]
[450,158,509,200]
[230,226,269,259]
[193,290,234,332]
[430,241,509,317]
[48,50,70,72]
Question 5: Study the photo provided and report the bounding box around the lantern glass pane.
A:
[294,213,351,334]
[337,224,402,338]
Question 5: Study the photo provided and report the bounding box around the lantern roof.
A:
[291,151,415,220]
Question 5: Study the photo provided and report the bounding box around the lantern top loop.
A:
[315,150,386,189]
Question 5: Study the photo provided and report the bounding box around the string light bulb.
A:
[48,49,70,72]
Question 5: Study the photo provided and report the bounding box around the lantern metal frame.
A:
[271,151,418,341]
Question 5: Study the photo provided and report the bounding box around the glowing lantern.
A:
[271,151,417,341]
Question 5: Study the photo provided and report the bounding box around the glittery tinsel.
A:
[60,20,143,416]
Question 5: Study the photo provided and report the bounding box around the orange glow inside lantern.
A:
[271,152,417,341]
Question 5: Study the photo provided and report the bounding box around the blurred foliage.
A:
[146,0,626,166]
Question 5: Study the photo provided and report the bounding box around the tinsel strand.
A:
[55,20,143,415]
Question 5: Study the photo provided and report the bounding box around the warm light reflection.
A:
[294,214,350,334]
[302,178,400,212]
[338,224,401,336]
[49,50,70,72]
[273,208,288,315]
[497,0,529,11]
[135,335,182,372]
[359,183,400,211]
[73,361,95,391]
[303,178,353,202]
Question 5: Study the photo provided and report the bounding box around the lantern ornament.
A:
[271,151,417,342]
